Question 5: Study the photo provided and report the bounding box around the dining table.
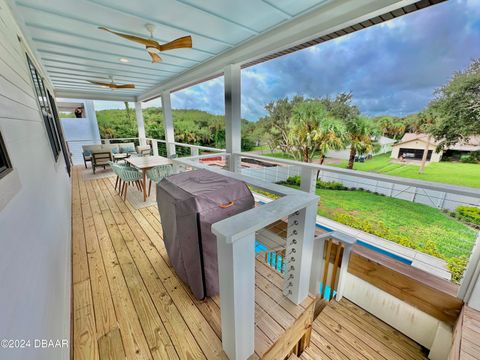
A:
[125,155,173,202]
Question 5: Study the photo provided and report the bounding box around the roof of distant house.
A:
[395,133,480,151]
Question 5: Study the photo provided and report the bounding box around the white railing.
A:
[174,152,319,360]
[237,152,480,211]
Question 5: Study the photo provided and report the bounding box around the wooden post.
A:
[224,64,241,173]
[161,91,176,158]
[215,232,256,360]
[135,101,146,146]
[284,203,317,305]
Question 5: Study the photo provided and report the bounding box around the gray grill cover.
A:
[156,169,254,299]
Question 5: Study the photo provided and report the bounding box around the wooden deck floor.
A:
[72,166,429,360]
[72,167,315,360]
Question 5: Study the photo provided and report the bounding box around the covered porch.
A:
[3,0,480,359]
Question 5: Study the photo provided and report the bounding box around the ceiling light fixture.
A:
[119,58,129,63]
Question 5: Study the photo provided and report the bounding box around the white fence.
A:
[240,161,480,211]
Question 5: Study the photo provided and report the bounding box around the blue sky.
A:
[95,0,480,121]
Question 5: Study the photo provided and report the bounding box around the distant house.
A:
[325,136,395,160]
[391,133,480,162]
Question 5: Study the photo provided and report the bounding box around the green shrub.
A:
[455,206,480,226]
[448,257,468,283]
[316,180,348,190]
[279,176,348,191]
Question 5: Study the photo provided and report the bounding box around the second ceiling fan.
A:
[99,24,192,63]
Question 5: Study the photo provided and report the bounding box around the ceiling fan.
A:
[88,78,135,89]
[99,24,192,63]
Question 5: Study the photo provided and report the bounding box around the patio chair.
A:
[109,161,128,193]
[117,165,143,201]
[136,145,152,157]
[146,164,173,197]
[92,152,112,174]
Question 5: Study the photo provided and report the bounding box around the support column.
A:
[161,91,176,158]
[224,64,241,172]
[216,232,255,360]
[135,101,146,146]
[84,100,101,144]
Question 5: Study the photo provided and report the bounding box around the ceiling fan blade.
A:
[158,35,192,51]
[88,80,112,87]
[113,84,136,89]
[148,52,162,63]
[99,26,157,47]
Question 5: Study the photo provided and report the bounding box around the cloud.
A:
[239,0,480,120]
[137,0,480,122]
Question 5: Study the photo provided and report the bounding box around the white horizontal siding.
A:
[0,1,71,360]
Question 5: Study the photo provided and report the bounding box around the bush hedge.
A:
[455,206,480,226]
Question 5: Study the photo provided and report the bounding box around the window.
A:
[26,55,62,161]
[47,91,71,176]
[0,131,13,179]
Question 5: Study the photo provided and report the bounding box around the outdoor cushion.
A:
[120,145,135,153]
[83,150,92,156]
[111,147,119,154]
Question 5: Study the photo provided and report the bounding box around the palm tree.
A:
[289,101,346,163]
[346,116,378,170]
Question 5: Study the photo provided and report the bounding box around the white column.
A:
[161,91,176,158]
[284,203,317,304]
[216,233,255,360]
[84,100,101,144]
[224,64,241,172]
[135,101,146,146]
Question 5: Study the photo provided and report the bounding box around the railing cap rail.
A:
[237,152,480,198]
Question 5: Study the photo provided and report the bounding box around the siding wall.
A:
[0,2,71,360]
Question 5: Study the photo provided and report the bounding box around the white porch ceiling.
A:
[8,0,427,102]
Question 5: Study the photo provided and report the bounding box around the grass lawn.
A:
[333,154,480,188]
[314,188,477,261]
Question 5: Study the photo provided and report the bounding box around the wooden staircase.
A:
[299,298,429,360]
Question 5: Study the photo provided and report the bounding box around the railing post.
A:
[215,232,255,360]
[284,203,317,304]
[103,139,110,144]
[190,146,199,162]
[300,167,316,193]
[336,241,355,301]
[152,139,159,156]
[309,234,327,295]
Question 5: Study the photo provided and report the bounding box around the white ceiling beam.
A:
[138,0,419,101]
[54,89,137,102]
